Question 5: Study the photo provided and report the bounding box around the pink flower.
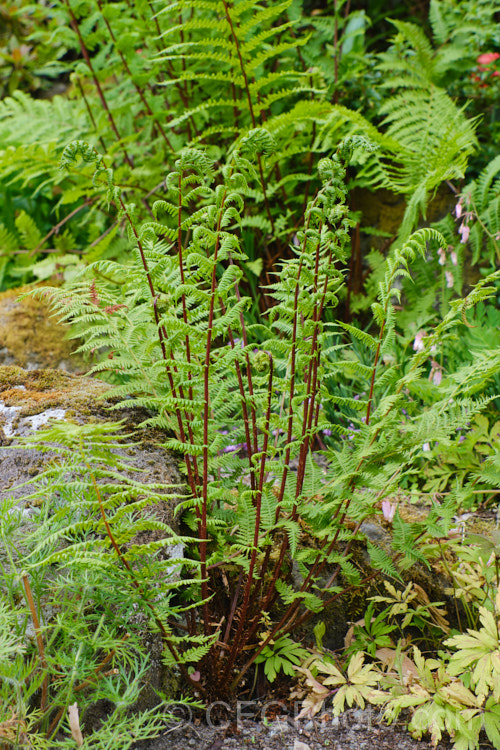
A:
[437,247,446,265]
[422,442,430,452]
[413,330,426,352]
[381,500,396,523]
[454,201,462,219]
[445,270,454,289]
[477,52,500,68]
[450,250,458,266]
[458,222,470,243]
[429,361,443,385]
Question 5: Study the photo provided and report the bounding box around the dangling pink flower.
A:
[458,222,470,244]
[413,330,426,352]
[450,250,458,266]
[437,247,446,265]
[445,270,454,289]
[382,500,396,523]
[429,361,443,385]
[454,200,463,219]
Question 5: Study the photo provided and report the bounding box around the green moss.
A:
[0,285,85,371]
[0,365,110,417]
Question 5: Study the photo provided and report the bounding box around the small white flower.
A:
[445,270,454,289]
[437,247,446,265]
[422,442,430,452]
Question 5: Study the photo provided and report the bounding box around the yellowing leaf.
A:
[439,681,481,709]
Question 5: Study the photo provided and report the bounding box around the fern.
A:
[362,87,478,242]
[24,135,500,703]
[462,155,500,264]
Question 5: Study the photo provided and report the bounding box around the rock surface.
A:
[0,284,86,372]
[0,366,181,534]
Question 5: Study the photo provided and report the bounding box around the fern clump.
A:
[0,4,499,748]
[14,133,495,705]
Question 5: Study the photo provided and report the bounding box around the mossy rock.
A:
[0,284,86,372]
[351,185,456,254]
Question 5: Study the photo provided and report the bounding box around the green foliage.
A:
[21,136,498,707]
[344,600,397,657]
[377,0,500,169]
[298,542,500,750]
[0,0,488,294]
[255,635,309,682]
[1,2,500,746]
[372,87,477,242]
[420,413,500,496]
[462,155,500,265]
[0,0,67,98]
[0,421,199,746]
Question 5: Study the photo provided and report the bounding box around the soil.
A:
[133,706,492,750]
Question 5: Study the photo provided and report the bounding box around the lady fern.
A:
[24,134,500,701]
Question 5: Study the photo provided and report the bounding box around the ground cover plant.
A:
[0,0,500,748]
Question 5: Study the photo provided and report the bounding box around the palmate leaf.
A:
[483,699,500,749]
[446,608,500,702]
[314,653,381,716]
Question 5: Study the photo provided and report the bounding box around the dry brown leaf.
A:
[68,703,84,747]
[0,709,27,742]
[295,666,330,719]
[344,616,366,649]
[376,647,419,685]
[412,583,450,632]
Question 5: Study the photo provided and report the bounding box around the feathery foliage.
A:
[17,134,499,702]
